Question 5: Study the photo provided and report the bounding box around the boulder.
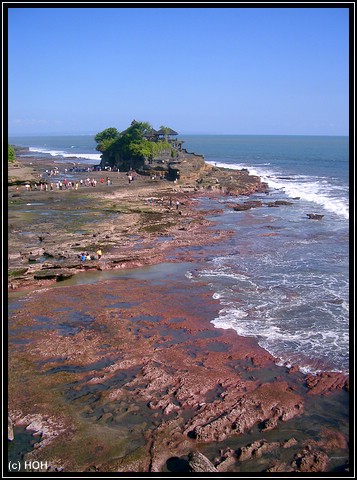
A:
[8,417,14,441]
[233,201,263,211]
[237,439,280,461]
[306,213,324,220]
[271,200,294,206]
[188,451,218,472]
[292,446,329,472]
[266,200,294,207]
[33,268,76,281]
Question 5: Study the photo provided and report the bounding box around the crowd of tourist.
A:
[22,173,114,192]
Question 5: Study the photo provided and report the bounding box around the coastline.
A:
[7,152,349,473]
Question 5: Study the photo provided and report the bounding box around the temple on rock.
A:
[99,122,206,181]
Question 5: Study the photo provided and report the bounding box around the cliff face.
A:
[100,150,145,172]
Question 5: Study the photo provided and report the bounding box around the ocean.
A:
[8,134,102,163]
[8,134,350,375]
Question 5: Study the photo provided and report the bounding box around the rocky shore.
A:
[7,153,349,474]
[8,152,267,290]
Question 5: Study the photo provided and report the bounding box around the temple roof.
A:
[143,128,159,137]
[157,127,178,136]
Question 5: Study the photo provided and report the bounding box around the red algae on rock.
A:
[8,270,349,473]
[305,372,349,395]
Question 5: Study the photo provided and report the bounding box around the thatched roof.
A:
[143,128,159,138]
[157,127,178,136]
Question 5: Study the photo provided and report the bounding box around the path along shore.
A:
[7,153,349,474]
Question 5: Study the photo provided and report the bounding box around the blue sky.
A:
[7,6,349,136]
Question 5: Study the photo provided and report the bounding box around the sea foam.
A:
[206,160,349,219]
[29,147,101,162]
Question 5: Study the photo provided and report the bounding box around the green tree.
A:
[159,125,171,142]
[95,127,119,152]
[8,144,16,163]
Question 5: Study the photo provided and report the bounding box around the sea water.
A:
[8,134,350,374]
[8,134,102,163]
[182,135,349,375]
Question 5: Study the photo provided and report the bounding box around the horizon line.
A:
[8,132,349,138]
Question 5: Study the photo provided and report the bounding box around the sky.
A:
[6,5,350,136]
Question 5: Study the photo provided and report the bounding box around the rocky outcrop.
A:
[8,417,14,441]
[292,445,329,472]
[266,200,294,207]
[237,437,299,464]
[188,451,218,472]
[266,462,295,472]
[238,439,281,461]
[33,269,77,281]
[305,372,349,395]
[306,213,324,220]
[233,199,294,211]
[233,200,263,211]
[214,448,237,472]
[185,382,303,443]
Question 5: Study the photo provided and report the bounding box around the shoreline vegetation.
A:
[7,146,349,474]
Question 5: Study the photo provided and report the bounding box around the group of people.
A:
[23,176,115,192]
[79,248,103,262]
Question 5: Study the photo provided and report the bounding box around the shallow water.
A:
[8,427,41,471]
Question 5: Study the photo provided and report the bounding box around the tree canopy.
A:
[94,127,119,153]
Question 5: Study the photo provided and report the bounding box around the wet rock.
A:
[237,439,280,461]
[305,372,349,395]
[33,270,62,280]
[216,455,236,472]
[266,200,294,207]
[33,265,83,281]
[317,428,348,451]
[233,201,263,211]
[232,204,252,211]
[306,213,324,220]
[215,447,237,471]
[56,272,75,282]
[266,462,294,472]
[282,437,298,448]
[188,451,218,472]
[8,417,14,441]
[85,466,99,472]
[292,446,329,472]
[187,382,304,443]
[163,402,179,415]
[273,200,294,205]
